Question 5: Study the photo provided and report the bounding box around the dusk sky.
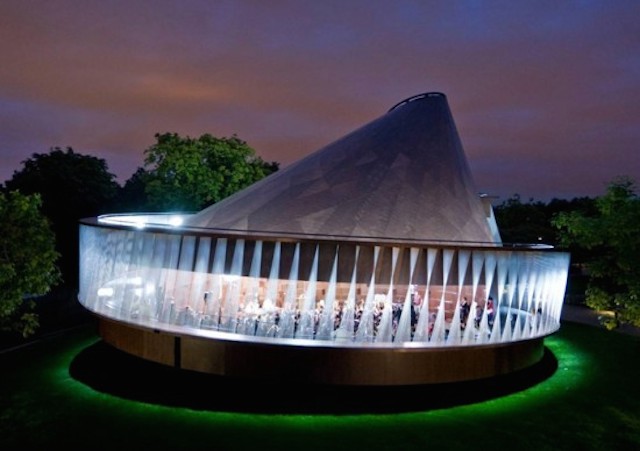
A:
[1,0,638,202]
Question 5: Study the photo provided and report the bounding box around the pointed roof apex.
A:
[185,93,496,244]
[387,92,447,112]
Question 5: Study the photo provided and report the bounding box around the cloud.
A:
[0,0,638,200]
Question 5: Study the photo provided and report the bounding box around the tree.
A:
[4,147,120,287]
[0,191,60,337]
[494,194,556,244]
[553,177,640,329]
[494,194,597,247]
[112,167,150,212]
[142,133,279,211]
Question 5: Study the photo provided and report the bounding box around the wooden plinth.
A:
[98,317,545,385]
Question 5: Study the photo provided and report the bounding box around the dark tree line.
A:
[114,133,279,213]
[0,134,278,338]
[553,178,640,329]
[2,135,278,287]
[495,177,640,329]
[493,194,596,246]
[4,147,120,288]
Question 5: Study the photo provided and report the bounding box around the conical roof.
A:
[185,92,495,244]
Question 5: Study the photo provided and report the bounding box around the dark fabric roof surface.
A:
[185,93,495,243]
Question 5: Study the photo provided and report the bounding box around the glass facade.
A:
[79,214,570,348]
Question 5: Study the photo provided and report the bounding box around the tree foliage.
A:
[142,133,279,211]
[553,177,640,329]
[113,167,150,212]
[494,194,595,246]
[0,191,60,337]
[4,147,119,287]
[494,195,555,244]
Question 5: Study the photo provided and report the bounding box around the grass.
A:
[1,319,639,450]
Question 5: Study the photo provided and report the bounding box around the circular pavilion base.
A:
[97,317,546,386]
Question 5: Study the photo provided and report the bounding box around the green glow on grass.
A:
[6,322,637,450]
[63,330,590,423]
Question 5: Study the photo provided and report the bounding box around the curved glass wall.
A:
[79,214,570,347]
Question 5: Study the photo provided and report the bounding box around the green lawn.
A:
[1,320,639,450]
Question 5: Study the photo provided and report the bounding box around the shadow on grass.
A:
[70,340,558,414]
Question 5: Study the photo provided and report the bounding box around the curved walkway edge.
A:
[561,304,640,337]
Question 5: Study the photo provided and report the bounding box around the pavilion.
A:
[79,92,570,385]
